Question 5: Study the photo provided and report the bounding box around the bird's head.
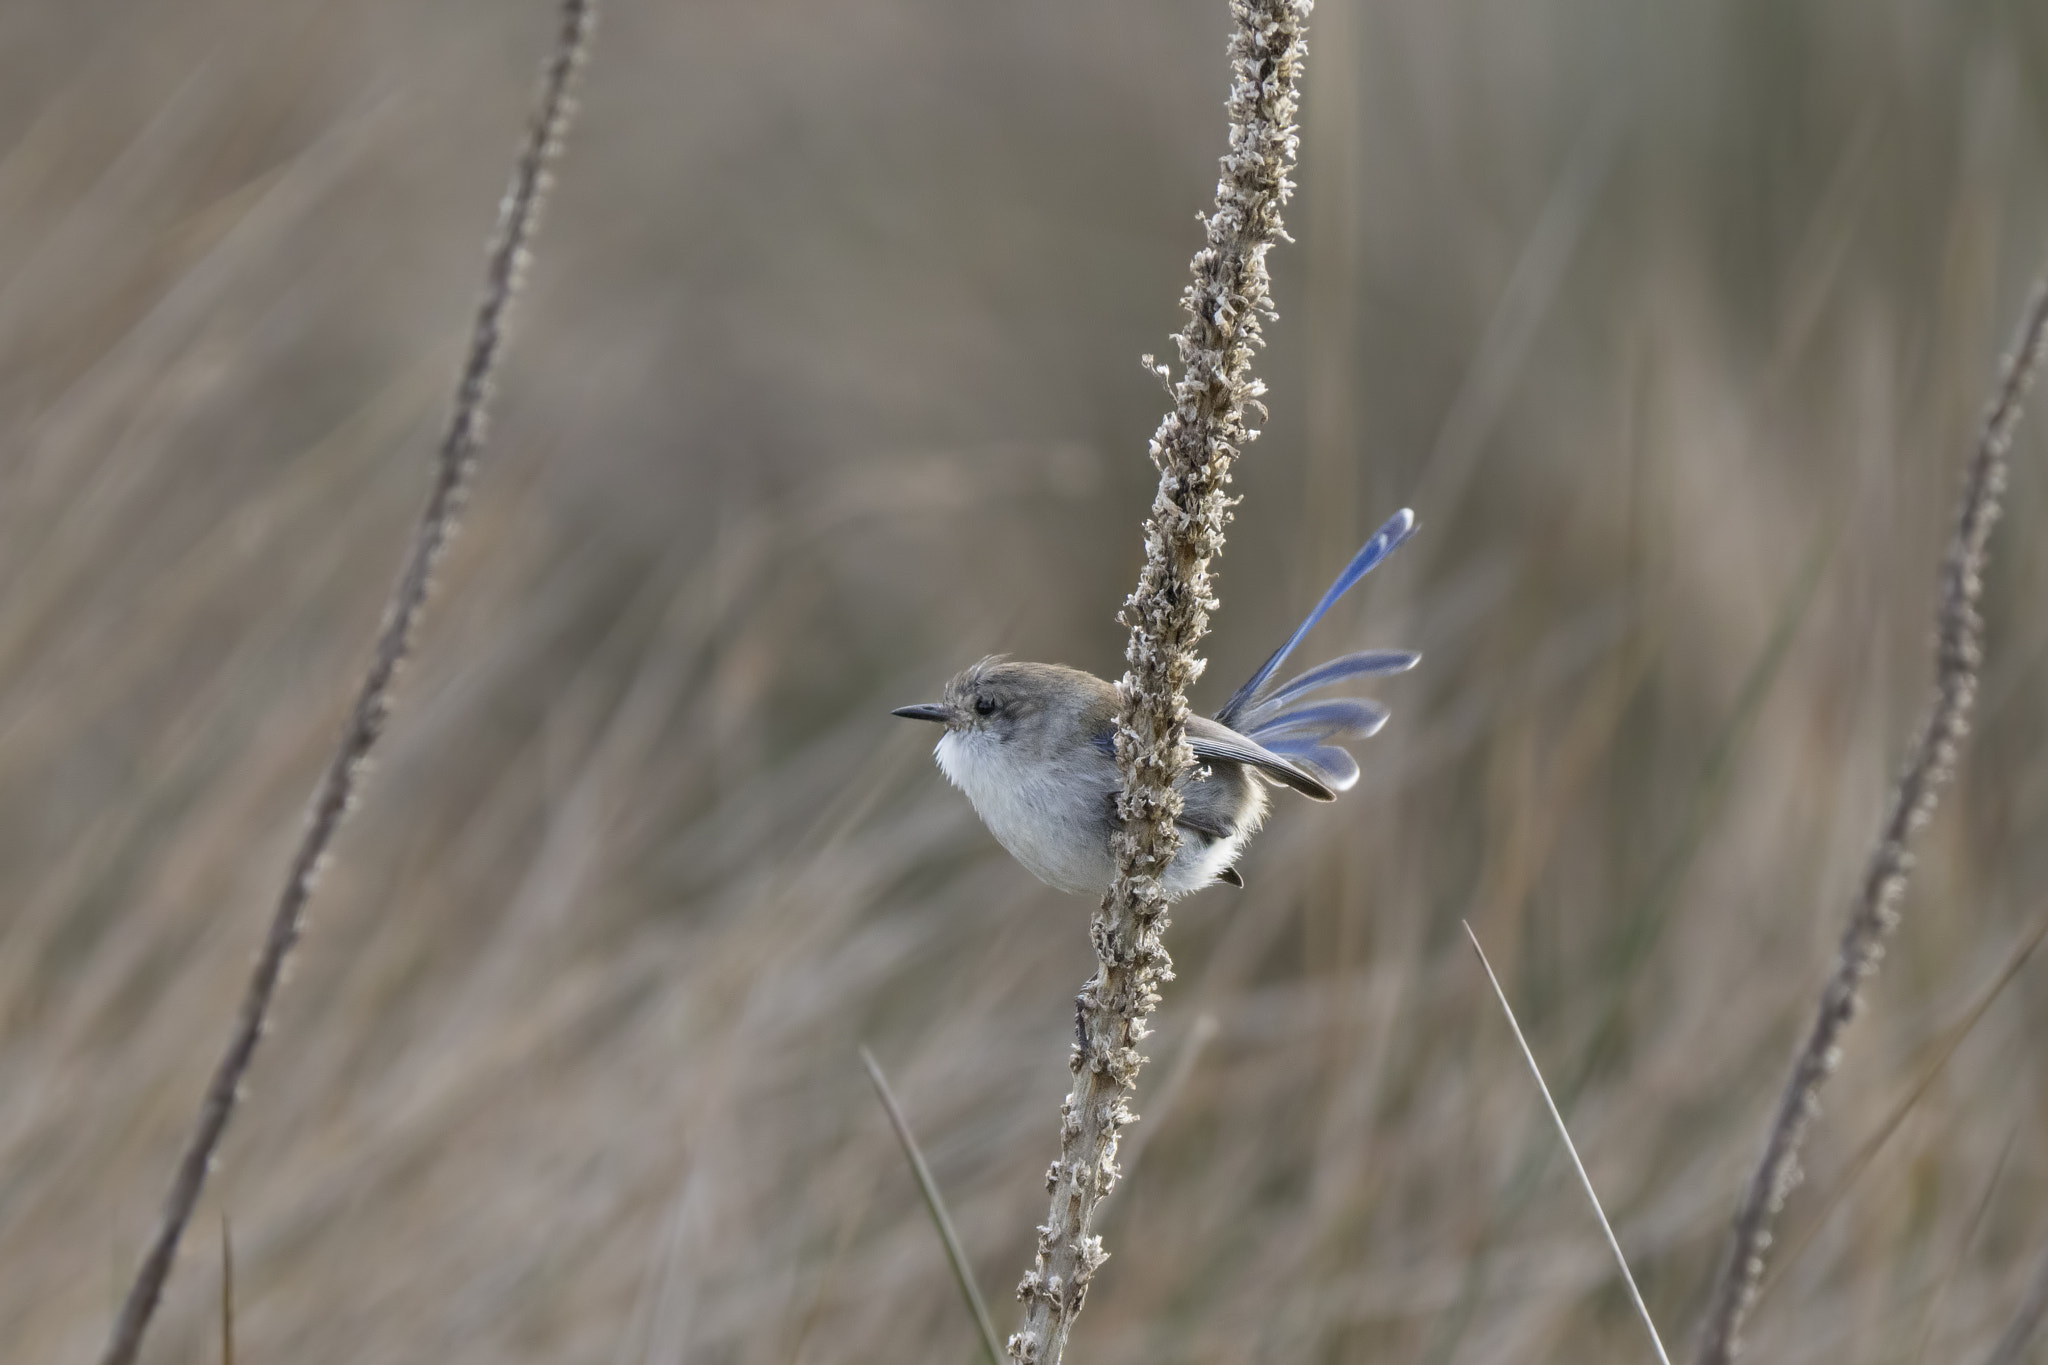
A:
[892,657,1112,755]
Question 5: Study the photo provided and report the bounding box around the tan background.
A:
[3,0,2048,1360]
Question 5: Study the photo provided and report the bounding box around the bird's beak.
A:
[891,702,950,724]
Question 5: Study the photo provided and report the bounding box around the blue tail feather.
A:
[1217,508,1417,728]
[1238,649,1419,728]
[1245,697,1389,744]
[1260,737,1362,792]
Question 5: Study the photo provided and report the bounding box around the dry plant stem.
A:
[1693,274,2048,1365]
[1005,3,1310,1361]
[1464,924,1671,1365]
[1982,1243,2048,1365]
[95,6,594,1364]
[219,1215,234,1365]
[860,1047,1003,1365]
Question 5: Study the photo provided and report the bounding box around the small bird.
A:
[894,508,1418,899]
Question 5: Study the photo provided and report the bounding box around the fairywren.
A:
[894,508,1418,899]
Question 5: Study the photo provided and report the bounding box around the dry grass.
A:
[2,1,2048,1363]
[1466,921,1671,1364]
[862,1044,1003,1364]
[1695,274,2048,1365]
[95,6,589,1359]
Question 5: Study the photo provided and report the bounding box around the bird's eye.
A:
[974,696,999,717]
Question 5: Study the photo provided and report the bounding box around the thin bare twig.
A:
[219,1214,234,1365]
[96,6,594,1363]
[1693,273,2048,1365]
[860,1047,1003,1365]
[1004,4,1311,1361]
[1982,1243,2048,1365]
[1464,923,1671,1365]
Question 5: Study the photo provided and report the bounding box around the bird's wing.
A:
[1088,708,1336,799]
[1185,716,1336,801]
[1175,805,1235,841]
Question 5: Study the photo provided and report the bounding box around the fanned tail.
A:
[1236,649,1418,729]
[1255,738,1361,792]
[1216,509,1419,793]
[1217,508,1417,727]
[1240,698,1388,793]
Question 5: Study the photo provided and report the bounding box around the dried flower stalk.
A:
[1004,4,1310,1361]
[96,6,594,1364]
[1693,274,2048,1365]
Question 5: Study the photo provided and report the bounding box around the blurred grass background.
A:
[4,0,2048,1361]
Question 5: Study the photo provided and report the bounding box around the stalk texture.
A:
[1005,4,1311,1360]
[96,6,594,1363]
[1694,275,2048,1365]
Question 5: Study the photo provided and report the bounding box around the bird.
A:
[893,508,1418,899]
